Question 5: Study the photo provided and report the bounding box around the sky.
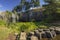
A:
[0,0,45,12]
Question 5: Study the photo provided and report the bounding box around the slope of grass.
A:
[0,27,11,40]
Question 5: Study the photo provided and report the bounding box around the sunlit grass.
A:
[0,27,11,40]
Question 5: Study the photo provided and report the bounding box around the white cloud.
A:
[0,4,3,7]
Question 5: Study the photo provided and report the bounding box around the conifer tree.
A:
[31,0,40,7]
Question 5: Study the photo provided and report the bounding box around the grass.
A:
[0,27,11,40]
[8,22,48,33]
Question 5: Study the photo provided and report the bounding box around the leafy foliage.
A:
[43,0,60,22]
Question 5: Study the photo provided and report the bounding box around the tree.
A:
[31,0,40,7]
[13,0,40,12]
[43,0,60,22]
[12,5,22,12]
[43,0,57,14]
[12,0,41,21]
[20,0,26,5]
[5,11,12,26]
[25,1,30,10]
[13,0,26,12]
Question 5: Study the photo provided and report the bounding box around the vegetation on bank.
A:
[0,20,48,40]
[0,20,48,32]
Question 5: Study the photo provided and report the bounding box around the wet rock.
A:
[20,31,27,40]
[34,30,40,40]
[27,31,35,40]
[45,30,53,40]
[50,29,56,38]
[31,35,38,40]
[41,31,46,38]
[54,27,60,35]
[15,33,19,40]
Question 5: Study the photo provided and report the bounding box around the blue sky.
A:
[0,0,45,12]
